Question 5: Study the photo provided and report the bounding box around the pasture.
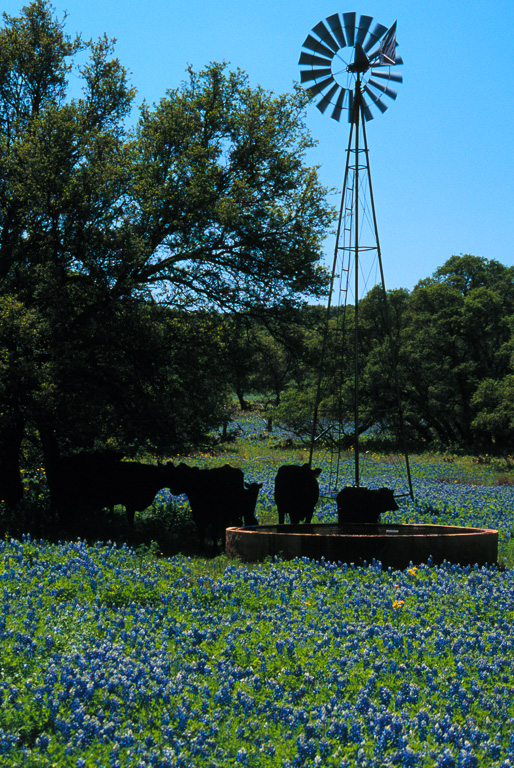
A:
[1,414,514,766]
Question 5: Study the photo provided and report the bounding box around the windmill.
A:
[299,12,402,122]
[299,12,414,511]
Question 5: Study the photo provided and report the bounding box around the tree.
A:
[471,375,514,450]
[0,1,333,502]
[0,295,47,505]
[217,314,260,411]
[273,254,514,454]
[399,255,514,449]
[129,63,332,312]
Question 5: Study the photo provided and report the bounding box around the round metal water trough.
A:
[225,523,498,569]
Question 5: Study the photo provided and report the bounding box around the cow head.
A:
[161,462,198,495]
[243,482,262,526]
[376,487,399,512]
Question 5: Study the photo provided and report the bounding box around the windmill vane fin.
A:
[312,21,340,53]
[363,22,388,52]
[301,69,332,84]
[307,75,335,98]
[331,87,347,121]
[355,15,373,46]
[364,85,388,113]
[342,12,356,46]
[299,51,333,68]
[302,34,336,60]
[368,78,397,99]
[371,70,403,84]
[316,82,340,113]
[326,13,347,48]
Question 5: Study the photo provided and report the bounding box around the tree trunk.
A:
[236,388,249,411]
[0,420,24,508]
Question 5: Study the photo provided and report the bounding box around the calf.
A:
[274,464,322,525]
[337,486,399,525]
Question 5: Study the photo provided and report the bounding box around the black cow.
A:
[274,464,322,525]
[167,464,260,547]
[48,452,176,525]
[336,486,399,525]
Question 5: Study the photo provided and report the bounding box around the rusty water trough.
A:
[225,523,498,569]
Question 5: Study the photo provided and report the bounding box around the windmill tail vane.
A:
[378,20,397,65]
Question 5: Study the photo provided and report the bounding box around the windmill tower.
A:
[299,13,413,502]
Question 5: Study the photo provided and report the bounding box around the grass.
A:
[1,537,514,766]
[1,411,514,765]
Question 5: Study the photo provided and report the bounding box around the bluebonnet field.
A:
[1,413,514,766]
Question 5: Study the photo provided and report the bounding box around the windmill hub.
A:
[347,43,370,74]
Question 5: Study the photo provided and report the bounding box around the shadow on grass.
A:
[0,497,211,558]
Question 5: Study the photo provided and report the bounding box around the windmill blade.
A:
[312,21,340,54]
[331,87,347,121]
[367,78,397,100]
[342,12,356,46]
[363,22,388,52]
[360,93,374,121]
[371,70,403,83]
[307,75,335,98]
[302,34,336,60]
[316,83,340,114]
[326,14,346,48]
[299,51,333,68]
[300,68,332,83]
[356,15,373,46]
[364,85,388,113]
[366,45,381,62]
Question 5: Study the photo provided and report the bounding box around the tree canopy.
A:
[0,0,334,505]
[270,255,514,454]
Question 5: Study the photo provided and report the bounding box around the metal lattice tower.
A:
[300,12,413,499]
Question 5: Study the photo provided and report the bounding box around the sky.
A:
[3,0,514,293]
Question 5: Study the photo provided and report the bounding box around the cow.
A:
[336,486,399,525]
[274,464,322,525]
[167,463,260,548]
[48,451,176,526]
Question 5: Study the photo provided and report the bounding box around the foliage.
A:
[132,63,332,311]
[269,255,514,454]
[0,1,333,500]
[397,255,514,450]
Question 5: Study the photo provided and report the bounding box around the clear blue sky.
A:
[3,0,514,292]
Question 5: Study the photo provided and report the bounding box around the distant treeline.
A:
[3,253,514,510]
[223,254,514,455]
